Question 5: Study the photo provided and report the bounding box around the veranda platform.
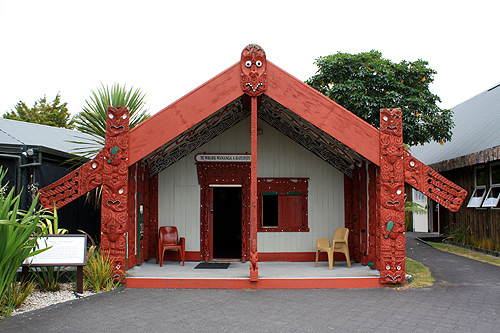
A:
[125,259,383,289]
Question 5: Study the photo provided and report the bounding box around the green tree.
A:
[3,94,73,129]
[306,50,454,146]
[71,83,150,158]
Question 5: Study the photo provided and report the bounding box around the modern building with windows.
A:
[411,82,500,240]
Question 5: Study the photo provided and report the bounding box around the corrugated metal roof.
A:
[0,118,98,154]
[410,83,500,165]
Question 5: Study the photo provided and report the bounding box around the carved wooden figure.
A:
[241,44,267,281]
[99,106,130,274]
[378,108,406,284]
[38,106,130,275]
[240,44,267,97]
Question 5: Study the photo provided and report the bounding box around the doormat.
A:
[194,262,230,269]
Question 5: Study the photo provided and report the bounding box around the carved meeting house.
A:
[39,44,466,285]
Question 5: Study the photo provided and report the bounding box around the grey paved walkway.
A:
[2,232,500,332]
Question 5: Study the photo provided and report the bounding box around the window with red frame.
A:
[257,178,309,232]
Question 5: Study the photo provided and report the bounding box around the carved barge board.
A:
[404,151,467,212]
[38,150,104,210]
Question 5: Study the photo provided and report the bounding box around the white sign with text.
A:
[24,235,87,266]
[195,154,251,163]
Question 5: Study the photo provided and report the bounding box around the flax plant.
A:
[3,280,35,315]
[83,245,123,293]
[0,167,50,316]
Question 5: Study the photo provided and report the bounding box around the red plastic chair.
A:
[156,226,185,267]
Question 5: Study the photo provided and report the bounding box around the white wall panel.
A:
[158,117,345,253]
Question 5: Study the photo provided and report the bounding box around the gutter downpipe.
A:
[17,151,43,209]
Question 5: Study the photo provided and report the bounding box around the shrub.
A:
[2,280,35,316]
[83,245,123,293]
[0,167,50,317]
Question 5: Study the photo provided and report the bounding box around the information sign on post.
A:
[23,235,87,293]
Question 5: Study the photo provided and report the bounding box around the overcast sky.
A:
[1,1,499,118]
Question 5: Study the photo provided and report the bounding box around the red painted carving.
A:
[127,164,137,269]
[38,151,104,210]
[404,151,467,212]
[359,161,368,265]
[352,166,361,262]
[379,108,405,284]
[367,163,377,265]
[142,165,151,260]
[343,175,354,257]
[99,106,130,275]
[39,106,130,275]
[240,44,267,97]
[250,96,259,281]
[148,174,159,260]
[196,161,251,262]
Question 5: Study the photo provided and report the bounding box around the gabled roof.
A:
[128,61,380,176]
[411,83,500,171]
[0,118,95,157]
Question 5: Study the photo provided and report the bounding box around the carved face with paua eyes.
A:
[381,255,405,283]
[240,44,267,96]
[380,108,403,136]
[106,106,129,137]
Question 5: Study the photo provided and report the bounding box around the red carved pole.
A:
[344,175,354,257]
[240,44,267,281]
[379,108,405,284]
[100,106,130,276]
[149,175,159,261]
[352,165,360,262]
[367,163,377,266]
[359,161,368,265]
[249,96,259,281]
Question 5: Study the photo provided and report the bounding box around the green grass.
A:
[429,242,500,267]
[392,257,434,289]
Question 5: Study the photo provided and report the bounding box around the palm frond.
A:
[70,83,150,159]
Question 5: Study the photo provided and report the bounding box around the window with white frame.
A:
[482,163,500,208]
[467,166,487,208]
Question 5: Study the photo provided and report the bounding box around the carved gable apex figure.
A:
[240,44,267,96]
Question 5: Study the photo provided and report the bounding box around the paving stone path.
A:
[2,232,499,332]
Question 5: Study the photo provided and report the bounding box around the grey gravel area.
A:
[9,283,95,317]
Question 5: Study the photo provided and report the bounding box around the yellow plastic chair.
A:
[315,228,351,269]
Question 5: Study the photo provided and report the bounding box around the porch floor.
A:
[125,259,383,289]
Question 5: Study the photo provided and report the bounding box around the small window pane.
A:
[467,188,486,208]
[482,187,500,208]
[491,164,500,185]
[476,167,487,187]
[262,195,278,227]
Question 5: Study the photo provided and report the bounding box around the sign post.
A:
[23,235,87,293]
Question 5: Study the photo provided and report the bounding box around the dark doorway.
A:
[212,187,242,259]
